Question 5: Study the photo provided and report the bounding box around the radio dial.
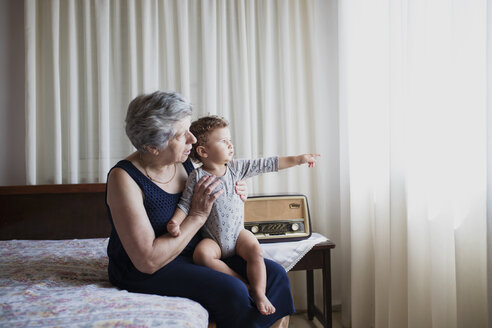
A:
[291,223,300,231]
[251,225,259,234]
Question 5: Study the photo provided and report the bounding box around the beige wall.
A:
[0,0,25,185]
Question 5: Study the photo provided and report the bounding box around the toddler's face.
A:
[203,127,234,164]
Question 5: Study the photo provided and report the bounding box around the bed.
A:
[0,183,210,327]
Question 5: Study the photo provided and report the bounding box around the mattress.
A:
[0,238,209,327]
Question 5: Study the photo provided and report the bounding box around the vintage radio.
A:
[244,194,312,243]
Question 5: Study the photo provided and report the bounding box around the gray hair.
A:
[125,91,192,152]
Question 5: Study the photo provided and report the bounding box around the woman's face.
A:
[162,116,197,163]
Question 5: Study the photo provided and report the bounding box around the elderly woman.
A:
[105,91,294,328]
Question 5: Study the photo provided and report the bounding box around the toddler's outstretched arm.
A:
[278,153,320,170]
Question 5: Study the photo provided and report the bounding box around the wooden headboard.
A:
[0,184,111,240]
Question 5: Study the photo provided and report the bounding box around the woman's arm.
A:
[278,153,320,170]
[107,168,222,274]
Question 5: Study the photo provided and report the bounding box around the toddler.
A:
[167,115,319,315]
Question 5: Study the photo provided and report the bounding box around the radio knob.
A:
[291,223,300,231]
[251,225,259,234]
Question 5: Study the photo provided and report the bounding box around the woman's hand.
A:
[235,180,248,202]
[189,175,224,220]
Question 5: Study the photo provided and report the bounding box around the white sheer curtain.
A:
[25,0,490,326]
[24,0,336,187]
[339,0,489,327]
[25,0,194,184]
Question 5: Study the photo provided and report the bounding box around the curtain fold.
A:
[339,0,488,327]
[487,0,492,323]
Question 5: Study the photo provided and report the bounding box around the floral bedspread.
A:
[0,238,209,327]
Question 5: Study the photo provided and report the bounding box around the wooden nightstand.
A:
[291,240,336,328]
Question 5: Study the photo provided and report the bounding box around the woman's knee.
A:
[265,259,290,286]
[216,276,250,306]
[265,258,285,276]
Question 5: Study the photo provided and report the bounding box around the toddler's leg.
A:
[193,238,243,282]
[236,229,276,315]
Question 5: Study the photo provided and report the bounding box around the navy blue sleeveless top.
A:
[106,159,197,280]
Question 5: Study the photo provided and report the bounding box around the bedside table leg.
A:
[323,249,332,328]
[307,269,314,320]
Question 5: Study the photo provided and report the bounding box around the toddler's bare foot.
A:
[252,291,276,315]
